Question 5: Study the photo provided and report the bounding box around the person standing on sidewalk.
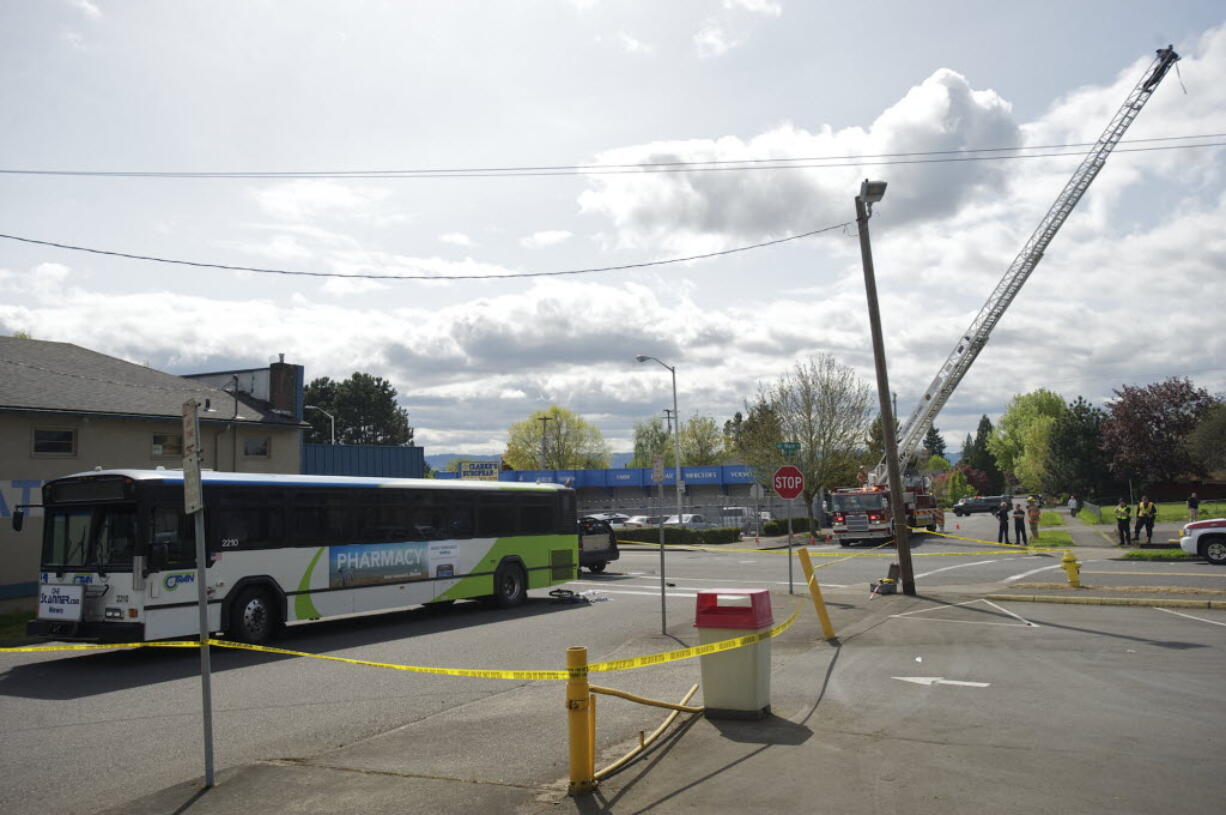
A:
[1114,498,1133,546]
[1027,498,1041,540]
[1067,494,1079,520]
[1188,492,1201,522]
[1134,495,1157,544]
[997,500,1012,544]
[1012,502,1028,545]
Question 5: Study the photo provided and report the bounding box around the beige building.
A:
[0,337,306,600]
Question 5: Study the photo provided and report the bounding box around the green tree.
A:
[962,415,1004,493]
[1047,396,1113,499]
[681,414,725,465]
[724,398,784,487]
[768,354,874,525]
[924,454,952,472]
[923,425,946,458]
[945,469,976,504]
[988,389,1067,484]
[304,373,413,445]
[503,405,611,470]
[1187,403,1226,474]
[630,416,673,468]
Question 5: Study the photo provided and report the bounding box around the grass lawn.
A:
[1122,549,1201,562]
[0,610,34,642]
[1155,500,1225,522]
[1075,507,1107,525]
[1075,500,1224,526]
[1039,511,1063,526]
[1031,529,1074,546]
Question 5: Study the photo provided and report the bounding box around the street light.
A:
[854,179,916,596]
[304,405,335,445]
[635,355,684,529]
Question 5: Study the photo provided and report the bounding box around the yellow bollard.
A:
[567,646,596,795]
[796,547,837,641]
[1061,550,1081,588]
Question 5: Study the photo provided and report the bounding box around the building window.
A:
[243,436,271,457]
[33,428,77,456]
[152,434,183,458]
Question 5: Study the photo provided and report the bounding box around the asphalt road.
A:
[2,522,1223,815]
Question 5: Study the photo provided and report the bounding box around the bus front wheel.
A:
[491,562,527,608]
[230,587,280,644]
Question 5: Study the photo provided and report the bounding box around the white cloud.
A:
[579,68,1017,252]
[72,0,101,19]
[724,0,782,16]
[520,230,573,248]
[694,22,738,58]
[616,31,653,55]
[439,232,475,247]
[252,180,391,222]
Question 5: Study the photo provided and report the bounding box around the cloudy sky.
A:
[2,1,1224,457]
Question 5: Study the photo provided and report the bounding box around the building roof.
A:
[0,336,298,426]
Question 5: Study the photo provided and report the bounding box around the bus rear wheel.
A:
[491,562,527,608]
[230,587,279,644]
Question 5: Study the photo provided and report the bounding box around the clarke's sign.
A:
[457,460,501,481]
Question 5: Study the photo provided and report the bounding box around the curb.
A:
[986,593,1226,610]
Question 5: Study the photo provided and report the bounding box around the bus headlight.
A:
[104,607,123,619]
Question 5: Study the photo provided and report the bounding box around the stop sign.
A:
[773,465,804,500]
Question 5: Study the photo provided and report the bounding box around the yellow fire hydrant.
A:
[1060,551,1081,588]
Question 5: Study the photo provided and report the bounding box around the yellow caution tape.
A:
[588,604,800,674]
[0,640,198,653]
[0,605,803,680]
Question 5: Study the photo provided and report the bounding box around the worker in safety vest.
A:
[1026,499,1041,540]
[1114,498,1132,546]
[1134,495,1157,544]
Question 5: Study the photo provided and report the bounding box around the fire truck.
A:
[831,47,1179,547]
[829,483,942,547]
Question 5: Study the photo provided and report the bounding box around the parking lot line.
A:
[1083,570,1226,578]
[1154,607,1226,627]
[914,559,999,579]
[1005,563,1069,582]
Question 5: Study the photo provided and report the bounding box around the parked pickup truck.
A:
[1179,518,1226,565]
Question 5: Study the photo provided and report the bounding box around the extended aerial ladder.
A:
[871,45,1181,484]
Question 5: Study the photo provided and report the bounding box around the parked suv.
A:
[578,517,620,573]
[952,495,1009,516]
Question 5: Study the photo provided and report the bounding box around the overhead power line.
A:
[0,223,851,282]
[0,134,1221,180]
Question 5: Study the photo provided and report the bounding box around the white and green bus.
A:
[15,470,578,643]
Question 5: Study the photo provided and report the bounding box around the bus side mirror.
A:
[11,510,23,532]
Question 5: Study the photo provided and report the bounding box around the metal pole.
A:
[787,498,794,595]
[855,192,915,595]
[669,366,684,528]
[187,404,215,788]
[658,478,666,634]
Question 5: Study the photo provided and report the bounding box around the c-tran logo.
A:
[163,572,195,591]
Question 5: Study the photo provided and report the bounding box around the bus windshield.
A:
[832,493,887,512]
[43,507,137,569]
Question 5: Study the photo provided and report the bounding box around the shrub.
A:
[616,526,742,546]
[763,517,815,536]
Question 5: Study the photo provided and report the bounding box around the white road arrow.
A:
[891,676,990,688]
